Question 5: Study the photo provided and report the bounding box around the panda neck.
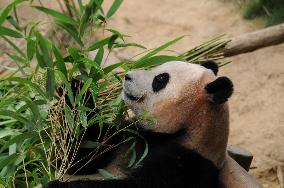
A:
[182,103,230,169]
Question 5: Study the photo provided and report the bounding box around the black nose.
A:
[125,74,132,81]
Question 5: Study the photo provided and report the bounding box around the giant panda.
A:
[45,60,233,188]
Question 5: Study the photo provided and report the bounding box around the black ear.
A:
[205,77,233,104]
[201,60,219,75]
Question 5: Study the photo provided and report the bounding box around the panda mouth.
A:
[124,91,144,102]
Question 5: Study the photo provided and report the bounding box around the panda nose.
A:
[125,74,132,81]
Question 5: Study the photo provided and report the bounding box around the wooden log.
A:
[227,145,253,171]
[224,23,284,57]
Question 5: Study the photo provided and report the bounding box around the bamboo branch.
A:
[224,23,284,57]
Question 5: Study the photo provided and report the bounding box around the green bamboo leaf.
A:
[138,36,184,61]
[35,46,47,68]
[0,0,26,25]
[22,97,41,122]
[52,45,67,78]
[79,111,88,128]
[0,110,33,128]
[2,36,25,58]
[98,169,117,180]
[127,141,137,168]
[0,129,18,138]
[87,37,111,51]
[56,21,83,46]
[89,47,104,79]
[103,62,124,74]
[32,6,77,25]
[0,26,23,38]
[7,77,47,98]
[0,132,37,153]
[77,0,84,12]
[0,153,20,170]
[55,70,74,105]
[46,69,55,100]
[35,31,53,67]
[26,22,39,61]
[95,47,104,66]
[67,47,81,62]
[27,35,36,61]
[65,105,75,130]
[123,129,148,167]
[79,0,103,36]
[108,34,119,49]
[133,55,183,69]
[106,0,123,18]
[114,42,146,49]
[6,16,21,31]
[76,78,93,104]
[106,29,130,39]
[6,53,26,64]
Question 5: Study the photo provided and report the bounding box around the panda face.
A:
[122,61,217,133]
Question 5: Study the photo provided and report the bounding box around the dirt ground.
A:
[1,0,284,187]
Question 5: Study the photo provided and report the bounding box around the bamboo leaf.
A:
[114,42,146,49]
[22,97,41,122]
[6,16,21,31]
[56,21,83,47]
[32,6,77,25]
[0,132,37,153]
[7,77,47,98]
[0,153,20,170]
[76,78,93,104]
[26,22,39,61]
[98,169,117,180]
[138,36,184,61]
[133,55,183,69]
[35,46,47,68]
[0,110,33,128]
[0,0,26,26]
[123,129,148,167]
[52,45,67,78]
[2,36,25,58]
[103,62,124,74]
[35,31,53,67]
[6,53,26,65]
[106,0,123,18]
[77,0,84,12]
[87,37,111,51]
[46,69,55,100]
[79,0,103,36]
[55,70,74,105]
[0,26,23,38]
[95,47,104,66]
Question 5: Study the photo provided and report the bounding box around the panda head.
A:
[122,61,233,133]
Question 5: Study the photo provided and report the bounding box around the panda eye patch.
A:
[152,73,170,92]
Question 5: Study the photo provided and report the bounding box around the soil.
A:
[1,0,283,187]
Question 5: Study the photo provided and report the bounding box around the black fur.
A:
[201,61,219,75]
[205,77,233,104]
[45,129,219,188]
[152,73,170,92]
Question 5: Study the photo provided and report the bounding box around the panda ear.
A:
[201,60,219,75]
[205,77,233,104]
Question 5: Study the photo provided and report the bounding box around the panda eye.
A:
[152,73,170,92]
